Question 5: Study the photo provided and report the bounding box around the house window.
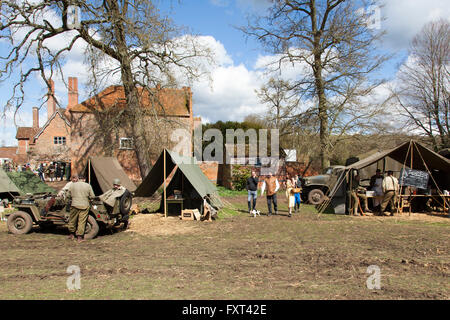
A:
[54,136,66,145]
[119,138,134,150]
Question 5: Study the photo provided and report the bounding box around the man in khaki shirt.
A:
[380,170,399,216]
[67,175,95,242]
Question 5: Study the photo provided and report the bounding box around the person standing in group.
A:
[246,171,259,214]
[380,170,399,216]
[67,175,95,243]
[293,174,302,213]
[261,172,280,216]
[369,169,384,210]
[49,162,56,181]
[38,163,45,182]
[55,163,61,181]
[285,176,296,217]
[348,169,370,216]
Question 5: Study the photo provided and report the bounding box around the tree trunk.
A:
[310,0,330,170]
[110,0,150,178]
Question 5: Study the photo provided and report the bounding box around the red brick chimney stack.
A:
[68,77,78,108]
[47,79,56,119]
[32,107,39,129]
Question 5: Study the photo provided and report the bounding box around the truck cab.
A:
[302,166,346,205]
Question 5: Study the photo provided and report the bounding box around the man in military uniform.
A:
[99,178,126,212]
[348,170,371,216]
[40,176,76,217]
[67,175,95,242]
[379,170,399,216]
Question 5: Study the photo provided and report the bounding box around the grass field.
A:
[0,191,449,300]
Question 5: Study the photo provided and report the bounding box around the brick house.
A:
[15,77,196,181]
[66,83,195,180]
[15,79,71,164]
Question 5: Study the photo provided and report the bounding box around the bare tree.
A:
[256,77,299,135]
[241,0,389,169]
[391,19,449,151]
[0,0,214,177]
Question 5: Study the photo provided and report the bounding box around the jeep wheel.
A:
[7,211,33,235]
[119,190,132,215]
[308,189,325,205]
[84,215,99,239]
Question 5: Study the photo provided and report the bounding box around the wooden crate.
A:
[181,209,195,221]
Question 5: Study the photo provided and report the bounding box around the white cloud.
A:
[382,0,450,50]
[192,63,265,122]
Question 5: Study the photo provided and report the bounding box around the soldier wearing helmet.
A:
[99,178,126,208]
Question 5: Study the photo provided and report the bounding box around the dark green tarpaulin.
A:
[6,170,55,195]
[84,157,137,196]
[135,149,221,208]
[0,167,21,200]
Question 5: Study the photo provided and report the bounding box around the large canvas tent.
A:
[84,157,137,196]
[0,167,21,201]
[323,140,450,214]
[135,149,222,216]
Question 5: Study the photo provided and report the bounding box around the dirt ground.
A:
[0,191,448,300]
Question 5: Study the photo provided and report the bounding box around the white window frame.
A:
[119,137,134,150]
[54,136,66,145]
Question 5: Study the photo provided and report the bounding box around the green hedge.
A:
[231,165,251,191]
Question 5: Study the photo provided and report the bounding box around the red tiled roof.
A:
[68,86,192,117]
[15,127,39,140]
[0,146,18,159]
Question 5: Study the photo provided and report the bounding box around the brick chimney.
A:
[68,77,78,108]
[47,79,56,119]
[32,107,39,129]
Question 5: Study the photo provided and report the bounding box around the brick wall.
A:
[17,140,28,155]
[31,113,71,162]
[68,111,193,180]
[198,161,219,184]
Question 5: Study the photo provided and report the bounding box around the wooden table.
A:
[166,198,184,215]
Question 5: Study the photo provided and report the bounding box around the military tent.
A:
[135,149,222,216]
[84,157,137,196]
[0,167,21,201]
[322,140,450,214]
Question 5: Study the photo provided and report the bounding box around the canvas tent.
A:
[84,157,137,196]
[135,149,222,216]
[323,140,450,214]
[0,167,21,201]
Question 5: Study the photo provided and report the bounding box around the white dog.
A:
[250,209,261,217]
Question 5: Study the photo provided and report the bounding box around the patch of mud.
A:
[126,213,200,236]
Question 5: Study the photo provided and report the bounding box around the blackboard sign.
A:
[399,168,429,190]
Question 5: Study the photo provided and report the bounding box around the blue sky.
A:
[0,0,449,147]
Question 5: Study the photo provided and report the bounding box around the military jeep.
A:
[5,190,132,239]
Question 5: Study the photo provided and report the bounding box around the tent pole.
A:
[88,159,91,184]
[164,149,167,218]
